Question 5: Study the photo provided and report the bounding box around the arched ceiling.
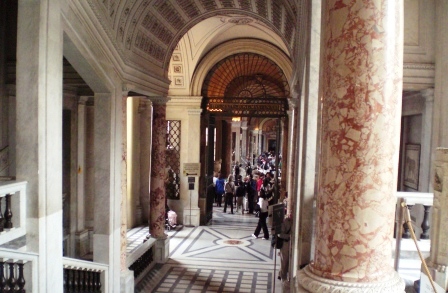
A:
[86,0,301,72]
[202,53,289,97]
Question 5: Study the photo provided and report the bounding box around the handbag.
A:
[271,234,284,249]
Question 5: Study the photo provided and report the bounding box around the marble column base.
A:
[420,263,448,292]
[183,207,200,227]
[120,269,134,293]
[297,265,405,293]
[154,237,169,264]
[75,229,90,258]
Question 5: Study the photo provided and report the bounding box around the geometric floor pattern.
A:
[135,206,283,293]
[133,205,427,292]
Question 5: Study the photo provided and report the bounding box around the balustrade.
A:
[63,267,102,293]
[129,247,153,280]
[0,248,38,292]
[62,257,108,293]
[394,192,433,270]
[0,181,26,245]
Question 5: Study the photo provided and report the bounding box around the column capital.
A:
[78,96,91,105]
[241,126,248,131]
[138,99,152,113]
[421,88,434,103]
[148,96,170,105]
[288,97,298,109]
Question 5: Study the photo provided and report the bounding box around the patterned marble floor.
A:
[131,206,428,292]
[135,206,284,293]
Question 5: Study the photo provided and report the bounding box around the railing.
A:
[0,248,39,293]
[63,257,108,293]
[0,181,27,246]
[127,238,156,284]
[394,191,433,270]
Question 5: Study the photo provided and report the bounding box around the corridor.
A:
[135,207,284,293]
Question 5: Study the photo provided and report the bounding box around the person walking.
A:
[252,187,269,240]
[215,173,225,207]
[223,175,236,214]
[235,175,245,214]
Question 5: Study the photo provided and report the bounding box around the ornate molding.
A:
[220,16,254,25]
[0,146,9,173]
[403,63,435,70]
[148,96,170,105]
[298,266,405,293]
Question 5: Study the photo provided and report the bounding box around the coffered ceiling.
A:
[86,0,302,72]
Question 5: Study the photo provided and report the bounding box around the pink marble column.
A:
[299,1,404,292]
[149,99,168,239]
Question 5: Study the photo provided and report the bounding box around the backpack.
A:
[225,182,234,193]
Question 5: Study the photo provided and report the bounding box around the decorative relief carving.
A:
[153,0,185,30]
[255,0,268,18]
[174,77,184,86]
[403,63,435,70]
[141,13,174,45]
[177,0,200,18]
[0,146,9,173]
[199,0,218,11]
[228,17,254,25]
[172,54,182,62]
[272,1,282,30]
[434,167,443,192]
[135,30,166,61]
[238,0,252,11]
[173,65,182,73]
[220,0,235,8]
[284,11,295,44]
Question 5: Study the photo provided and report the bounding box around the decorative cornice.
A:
[297,266,404,293]
[187,109,202,115]
[221,16,255,25]
[403,63,435,70]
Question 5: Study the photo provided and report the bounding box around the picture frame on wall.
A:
[404,144,421,190]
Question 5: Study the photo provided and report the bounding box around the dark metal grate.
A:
[166,120,181,200]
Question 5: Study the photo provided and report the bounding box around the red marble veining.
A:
[311,0,403,282]
[150,104,168,238]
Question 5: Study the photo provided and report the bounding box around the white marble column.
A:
[75,96,89,258]
[258,130,263,154]
[16,1,63,291]
[293,0,322,276]
[420,88,434,192]
[286,99,297,217]
[432,0,448,150]
[232,121,241,165]
[253,130,259,158]
[241,124,248,162]
[139,99,153,225]
[424,148,448,291]
[93,92,125,291]
[298,0,405,292]
[183,109,202,226]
